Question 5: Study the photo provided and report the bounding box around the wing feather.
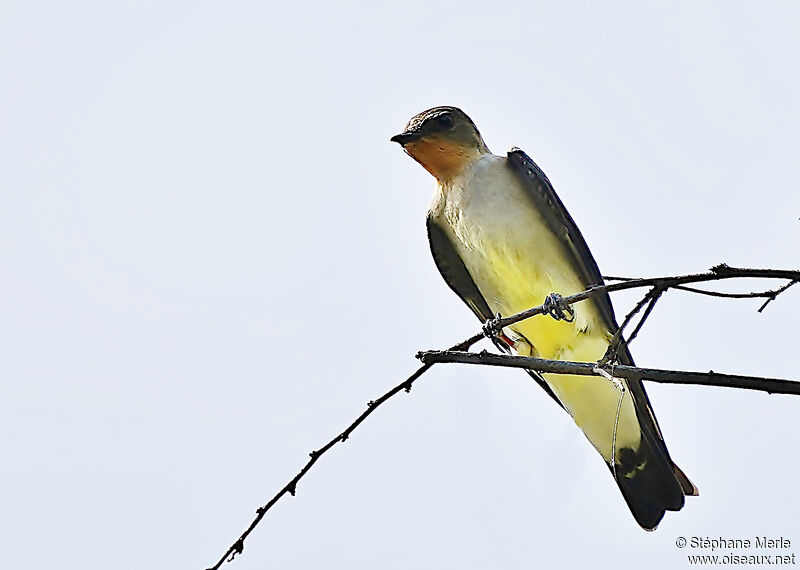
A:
[427,216,563,408]
[505,148,676,454]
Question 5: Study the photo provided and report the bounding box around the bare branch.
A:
[417,350,800,396]
[600,286,663,365]
[624,289,663,349]
[205,264,799,569]
[604,274,798,310]
[204,332,485,570]
[758,280,797,312]
[494,265,799,333]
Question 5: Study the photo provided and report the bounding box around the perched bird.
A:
[391,106,697,530]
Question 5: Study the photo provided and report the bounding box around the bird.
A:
[391,106,697,530]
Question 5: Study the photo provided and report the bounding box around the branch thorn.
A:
[226,539,244,562]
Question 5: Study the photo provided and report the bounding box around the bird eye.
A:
[436,114,454,129]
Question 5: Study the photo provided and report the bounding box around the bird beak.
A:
[390,131,419,145]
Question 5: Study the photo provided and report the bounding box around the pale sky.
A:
[2,2,799,569]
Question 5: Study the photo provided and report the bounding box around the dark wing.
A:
[427,216,563,408]
[506,148,622,335]
[427,217,493,323]
[506,148,697,513]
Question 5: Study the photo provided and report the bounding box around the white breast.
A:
[430,154,593,332]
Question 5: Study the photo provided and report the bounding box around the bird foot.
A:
[482,313,503,339]
[543,293,575,322]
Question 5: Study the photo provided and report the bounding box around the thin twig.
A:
[418,350,800,396]
[204,332,485,570]
[758,280,797,312]
[600,286,660,365]
[624,288,664,349]
[493,265,800,333]
[604,275,798,310]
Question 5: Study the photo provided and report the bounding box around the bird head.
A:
[391,106,490,183]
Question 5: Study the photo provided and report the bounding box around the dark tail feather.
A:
[613,434,696,530]
[673,462,700,497]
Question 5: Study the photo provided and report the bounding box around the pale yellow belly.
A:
[460,232,641,462]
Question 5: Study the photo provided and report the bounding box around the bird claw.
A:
[482,313,503,339]
[543,293,575,322]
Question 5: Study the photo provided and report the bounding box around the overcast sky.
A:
[2,2,799,569]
